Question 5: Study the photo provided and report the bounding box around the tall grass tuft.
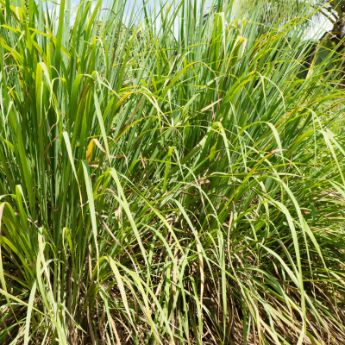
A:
[0,0,344,343]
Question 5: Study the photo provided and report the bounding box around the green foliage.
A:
[0,0,344,344]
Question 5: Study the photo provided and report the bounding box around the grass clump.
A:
[0,0,344,343]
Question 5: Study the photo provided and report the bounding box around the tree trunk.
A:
[332,0,345,39]
[322,0,345,84]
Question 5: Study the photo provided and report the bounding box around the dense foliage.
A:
[0,0,344,344]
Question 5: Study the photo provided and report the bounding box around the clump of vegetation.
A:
[0,0,344,344]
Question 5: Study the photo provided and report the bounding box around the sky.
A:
[64,0,333,40]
